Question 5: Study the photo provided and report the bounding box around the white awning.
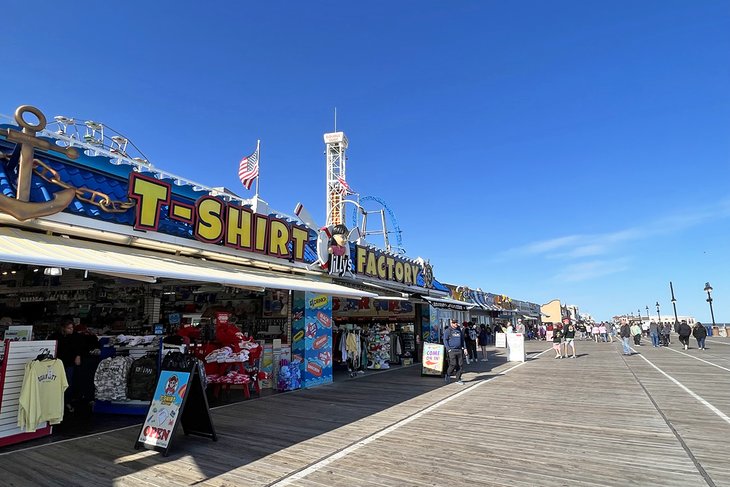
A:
[0,227,375,299]
[422,296,475,311]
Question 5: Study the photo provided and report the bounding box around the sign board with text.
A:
[421,342,445,376]
[507,333,525,362]
[135,364,216,456]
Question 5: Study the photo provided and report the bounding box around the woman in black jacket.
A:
[677,321,692,350]
[692,322,708,350]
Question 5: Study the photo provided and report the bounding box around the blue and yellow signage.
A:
[128,173,310,261]
[354,245,422,286]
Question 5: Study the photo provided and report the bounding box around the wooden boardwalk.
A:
[0,337,729,486]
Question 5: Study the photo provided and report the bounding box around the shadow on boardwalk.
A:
[0,351,513,486]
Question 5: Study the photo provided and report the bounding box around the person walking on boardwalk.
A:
[641,320,650,338]
[630,322,642,346]
[598,322,608,342]
[649,321,660,348]
[620,322,632,355]
[516,318,526,334]
[692,321,707,350]
[591,323,600,342]
[477,324,489,361]
[608,322,616,343]
[463,322,478,364]
[563,320,577,358]
[677,320,692,350]
[661,322,672,346]
[553,325,565,359]
[443,319,467,384]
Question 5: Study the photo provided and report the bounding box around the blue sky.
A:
[2,1,728,322]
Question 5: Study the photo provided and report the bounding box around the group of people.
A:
[626,321,673,347]
[443,319,498,384]
[677,320,708,350]
[619,320,708,355]
[551,319,579,358]
[536,321,616,342]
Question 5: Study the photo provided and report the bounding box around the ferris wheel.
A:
[350,195,405,255]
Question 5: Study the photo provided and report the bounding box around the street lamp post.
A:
[645,305,649,321]
[656,301,661,326]
[670,281,679,326]
[704,282,716,328]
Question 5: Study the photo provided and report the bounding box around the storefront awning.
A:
[467,293,506,312]
[422,296,475,311]
[0,227,375,299]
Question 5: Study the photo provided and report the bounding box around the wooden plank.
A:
[0,338,728,486]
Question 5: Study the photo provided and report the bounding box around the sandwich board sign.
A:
[421,342,445,376]
[507,333,526,362]
[135,362,216,456]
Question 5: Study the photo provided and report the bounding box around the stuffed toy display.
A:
[277,359,302,391]
[176,325,201,344]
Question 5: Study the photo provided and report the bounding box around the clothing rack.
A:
[0,340,58,447]
[93,339,164,415]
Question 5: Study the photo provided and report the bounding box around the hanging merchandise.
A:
[94,355,135,401]
[17,351,68,433]
[344,328,364,377]
[366,325,391,369]
[389,331,403,365]
[127,355,159,401]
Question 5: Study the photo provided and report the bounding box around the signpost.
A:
[135,359,216,456]
[507,333,525,362]
[421,342,445,376]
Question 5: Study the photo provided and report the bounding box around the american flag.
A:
[238,142,260,190]
[337,176,354,194]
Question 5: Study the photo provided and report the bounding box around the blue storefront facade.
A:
[0,104,450,393]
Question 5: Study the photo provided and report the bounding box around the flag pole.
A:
[255,139,260,198]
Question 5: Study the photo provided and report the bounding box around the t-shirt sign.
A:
[421,342,445,376]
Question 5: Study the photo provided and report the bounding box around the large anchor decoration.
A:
[0,105,78,221]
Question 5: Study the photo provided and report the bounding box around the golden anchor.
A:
[0,105,78,221]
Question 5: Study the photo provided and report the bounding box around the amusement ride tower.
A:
[324,131,348,226]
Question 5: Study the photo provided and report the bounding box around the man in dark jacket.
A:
[443,320,466,384]
[677,320,692,350]
[48,318,84,412]
[620,322,632,355]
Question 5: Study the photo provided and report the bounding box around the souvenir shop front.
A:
[330,296,418,377]
[0,105,375,446]
[324,243,452,377]
[421,296,475,344]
